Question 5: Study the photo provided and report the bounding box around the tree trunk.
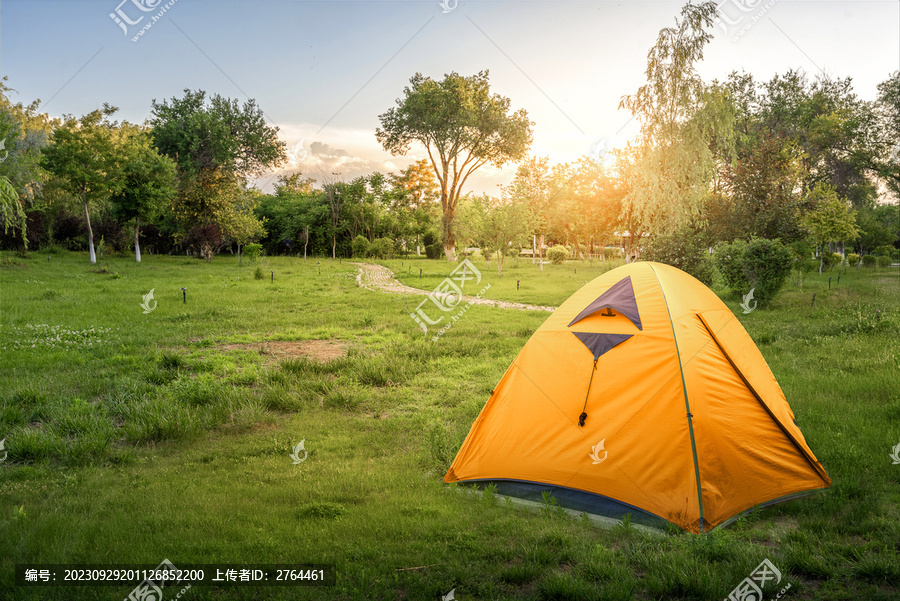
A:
[304,225,309,260]
[442,210,456,260]
[134,217,142,263]
[83,191,96,264]
[497,250,504,276]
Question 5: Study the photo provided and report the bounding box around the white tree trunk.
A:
[134,218,142,263]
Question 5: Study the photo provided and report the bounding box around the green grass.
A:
[1,250,898,600]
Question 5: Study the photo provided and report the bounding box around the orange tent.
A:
[445,262,830,533]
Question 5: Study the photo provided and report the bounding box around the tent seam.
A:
[647,263,706,533]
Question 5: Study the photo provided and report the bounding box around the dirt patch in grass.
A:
[211,339,349,365]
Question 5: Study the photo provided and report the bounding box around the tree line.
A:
[1,2,898,277]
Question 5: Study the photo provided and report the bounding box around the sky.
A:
[1,0,898,195]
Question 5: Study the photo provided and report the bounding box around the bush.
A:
[423,231,438,248]
[876,255,891,268]
[480,245,495,262]
[892,251,900,262]
[547,245,569,264]
[715,238,792,306]
[795,257,818,277]
[254,266,264,280]
[644,229,714,285]
[874,245,894,257]
[243,243,263,262]
[369,237,396,259]
[861,255,876,267]
[847,253,860,266]
[742,238,794,305]
[713,240,748,292]
[425,243,443,260]
[350,235,370,258]
[820,251,840,271]
[505,247,520,259]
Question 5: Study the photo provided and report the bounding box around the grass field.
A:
[1,249,899,600]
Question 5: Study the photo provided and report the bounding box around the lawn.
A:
[1,249,898,600]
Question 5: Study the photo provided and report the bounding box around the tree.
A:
[110,126,177,262]
[456,193,534,276]
[801,183,860,272]
[618,2,733,255]
[0,175,26,248]
[41,105,120,263]
[376,70,533,259]
[149,89,285,253]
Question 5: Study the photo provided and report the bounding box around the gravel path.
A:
[351,262,556,312]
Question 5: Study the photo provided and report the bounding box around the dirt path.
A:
[351,262,556,312]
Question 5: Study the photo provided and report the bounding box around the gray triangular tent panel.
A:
[568,276,642,330]
[572,332,633,361]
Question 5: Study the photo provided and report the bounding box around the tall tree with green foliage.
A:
[149,89,285,250]
[41,105,121,263]
[618,2,733,255]
[801,183,860,271]
[376,70,533,259]
[110,126,177,262]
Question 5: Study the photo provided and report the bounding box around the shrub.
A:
[350,235,370,258]
[795,257,818,278]
[713,240,748,292]
[243,243,263,262]
[847,253,860,266]
[876,255,891,268]
[480,245,495,262]
[505,247,520,259]
[715,238,792,306]
[254,266,264,279]
[423,231,438,248]
[874,245,894,257]
[369,237,396,259]
[820,251,840,270]
[742,238,794,305]
[644,229,714,285]
[425,243,443,260]
[862,255,876,267]
[892,251,900,262]
[547,245,569,264]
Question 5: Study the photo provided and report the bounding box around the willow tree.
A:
[376,71,532,259]
[618,1,732,258]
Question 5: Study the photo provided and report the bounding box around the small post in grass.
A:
[810,293,816,308]
[419,268,422,278]
[828,277,832,290]
[318,261,320,275]
[517,279,520,291]
[271,271,274,283]
[181,287,187,304]
[837,273,841,285]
